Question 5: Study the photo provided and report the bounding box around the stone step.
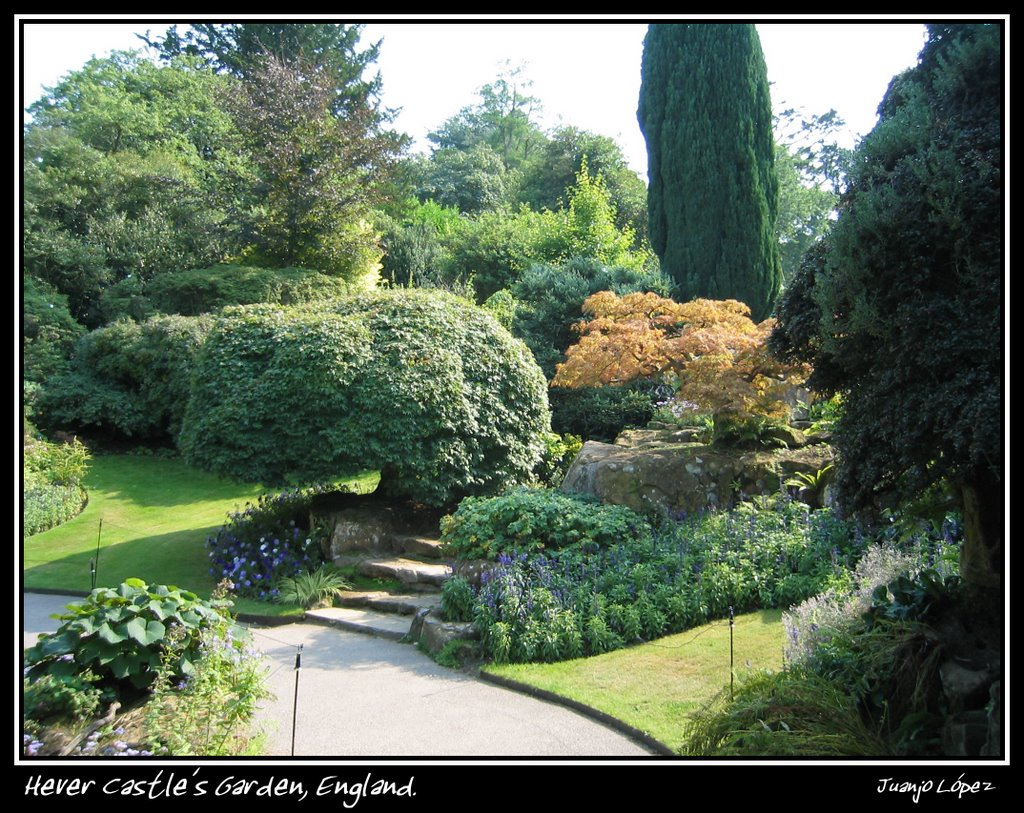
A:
[361,556,452,589]
[393,534,445,560]
[333,553,452,590]
[336,590,441,616]
[304,606,413,641]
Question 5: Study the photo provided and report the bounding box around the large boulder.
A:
[560,431,834,514]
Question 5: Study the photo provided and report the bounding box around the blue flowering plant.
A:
[473,493,869,664]
[206,486,331,600]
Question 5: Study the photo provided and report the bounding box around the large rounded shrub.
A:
[180,289,551,506]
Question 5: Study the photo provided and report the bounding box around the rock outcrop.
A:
[560,429,834,514]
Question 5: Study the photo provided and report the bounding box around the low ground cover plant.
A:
[23,580,269,758]
[22,426,90,537]
[24,578,239,695]
[463,492,864,663]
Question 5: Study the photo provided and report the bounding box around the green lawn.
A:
[22,454,374,617]
[483,609,785,753]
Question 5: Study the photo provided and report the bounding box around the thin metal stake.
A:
[92,518,103,590]
[291,644,303,757]
[729,606,735,701]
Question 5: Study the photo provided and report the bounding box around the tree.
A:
[773,108,847,285]
[37,314,214,441]
[180,290,551,506]
[23,52,240,326]
[221,54,403,284]
[553,292,808,444]
[428,62,546,171]
[410,144,520,214]
[520,126,650,247]
[22,275,86,384]
[509,257,671,379]
[637,24,782,320]
[140,23,386,118]
[769,24,1002,589]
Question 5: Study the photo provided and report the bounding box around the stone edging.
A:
[478,670,676,756]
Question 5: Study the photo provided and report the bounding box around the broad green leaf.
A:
[144,619,167,645]
[98,622,128,644]
[32,631,78,658]
[124,616,149,645]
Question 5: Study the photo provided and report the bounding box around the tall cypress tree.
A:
[638,23,782,320]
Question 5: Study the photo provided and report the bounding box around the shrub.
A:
[182,289,551,506]
[37,313,213,440]
[24,579,239,696]
[549,381,664,441]
[206,487,329,601]
[22,430,90,537]
[100,264,355,321]
[22,274,86,383]
[533,432,583,487]
[22,480,87,537]
[24,431,90,486]
[440,487,652,561]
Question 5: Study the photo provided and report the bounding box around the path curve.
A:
[22,593,654,758]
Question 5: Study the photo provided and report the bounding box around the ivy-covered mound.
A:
[180,288,551,506]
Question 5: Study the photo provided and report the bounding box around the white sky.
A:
[15,16,945,177]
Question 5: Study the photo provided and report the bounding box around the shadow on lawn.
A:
[23,525,220,596]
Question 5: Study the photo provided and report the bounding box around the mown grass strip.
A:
[482,608,785,753]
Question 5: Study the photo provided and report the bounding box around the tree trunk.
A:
[958,475,1003,591]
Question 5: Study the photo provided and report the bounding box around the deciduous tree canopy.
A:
[554,292,808,442]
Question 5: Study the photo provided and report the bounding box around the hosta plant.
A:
[24,579,240,695]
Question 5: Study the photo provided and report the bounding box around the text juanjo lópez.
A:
[877,774,995,803]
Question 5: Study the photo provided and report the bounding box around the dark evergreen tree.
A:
[638,23,781,320]
[770,24,1003,590]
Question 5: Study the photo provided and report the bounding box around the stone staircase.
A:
[306,529,452,642]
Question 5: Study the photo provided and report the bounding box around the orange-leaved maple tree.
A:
[552,292,810,437]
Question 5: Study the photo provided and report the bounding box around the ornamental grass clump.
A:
[206,486,329,600]
[682,667,890,757]
[275,565,351,610]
